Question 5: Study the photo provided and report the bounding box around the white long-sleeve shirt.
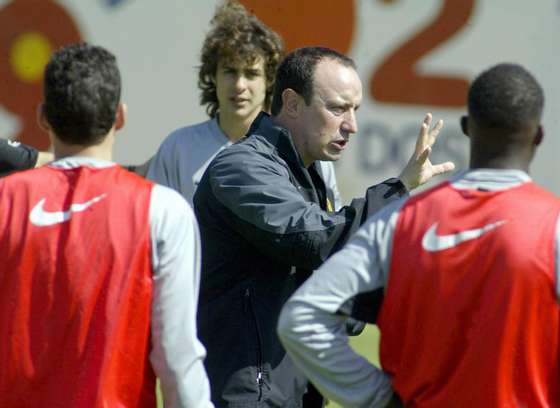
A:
[148,182,213,408]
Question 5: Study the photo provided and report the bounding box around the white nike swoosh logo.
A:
[29,194,107,227]
[422,220,507,252]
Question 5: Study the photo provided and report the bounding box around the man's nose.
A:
[233,75,247,91]
[341,110,358,134]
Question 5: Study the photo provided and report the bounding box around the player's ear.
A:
[37,103,51,132]
[460,116,469,138]
[282,88,302,119]
[115,103,127,131]
[534,125,543,146]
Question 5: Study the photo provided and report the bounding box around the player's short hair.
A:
[270,46,356,116]
[43,43,121,146]
[198,0,284,118]
[468,63,544,130]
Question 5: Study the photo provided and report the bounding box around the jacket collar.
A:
[248,112,306,167]
[248,112,325,205]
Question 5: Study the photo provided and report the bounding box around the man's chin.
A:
[323,151,342,162]
[229,106,260,122]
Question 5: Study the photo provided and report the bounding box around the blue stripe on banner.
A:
[106,0,127,7]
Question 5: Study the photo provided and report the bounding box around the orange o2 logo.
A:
[0,0,82,149]
[243,0,476,109]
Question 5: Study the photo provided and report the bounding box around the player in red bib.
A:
[0,43,212,408]
[278,63,560,407]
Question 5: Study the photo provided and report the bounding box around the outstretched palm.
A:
[399,113,455,191]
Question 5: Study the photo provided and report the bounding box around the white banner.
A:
[1,0,558,198]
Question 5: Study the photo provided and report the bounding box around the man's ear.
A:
[281,89,301,119]
[115,103,127,131]
[460,115,469,138]
[37,103,51,132]
[534,125,544,146]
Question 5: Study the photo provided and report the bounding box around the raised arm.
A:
[202,146,407,270]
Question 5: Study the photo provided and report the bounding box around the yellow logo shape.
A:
[326,198,333,212]
[10,31,52,83]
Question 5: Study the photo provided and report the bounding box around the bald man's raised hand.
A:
[398,113,455,191]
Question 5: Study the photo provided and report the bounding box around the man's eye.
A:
[330,107,345,115]
[245,71,261,79]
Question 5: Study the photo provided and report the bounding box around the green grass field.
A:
[156,324,381,407]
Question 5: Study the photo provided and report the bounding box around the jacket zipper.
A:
[245,288,265,399]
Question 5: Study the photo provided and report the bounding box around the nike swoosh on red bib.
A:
[422,220,507,252]
[29,194,107,227]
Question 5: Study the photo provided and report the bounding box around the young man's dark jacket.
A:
[193,112,407,407]
[0,139,38,177]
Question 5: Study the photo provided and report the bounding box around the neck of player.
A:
[219,110,259,142]
[52,131,115,162]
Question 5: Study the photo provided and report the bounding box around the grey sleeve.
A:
[277,199,406,408]
[149,185,213,408]
[147,136,181,194]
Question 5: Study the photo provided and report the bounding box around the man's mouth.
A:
[331,139,348,151]
[230,96,248,104]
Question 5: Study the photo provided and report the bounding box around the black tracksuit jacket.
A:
[194,112,407,407]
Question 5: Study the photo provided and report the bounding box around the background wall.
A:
[1,0,559,199]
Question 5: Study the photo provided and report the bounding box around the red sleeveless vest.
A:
[378,181,560,407]
[0,164,156,408]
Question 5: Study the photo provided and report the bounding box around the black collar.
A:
[248,112,327,206]
[248,112,306,167]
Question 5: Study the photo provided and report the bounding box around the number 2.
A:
[370,0,476,107]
